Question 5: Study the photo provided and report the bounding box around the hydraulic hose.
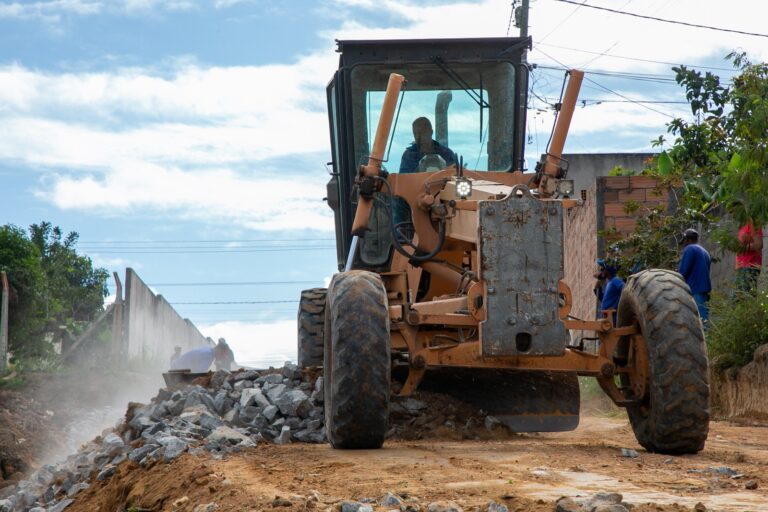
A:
[375,177,446,263]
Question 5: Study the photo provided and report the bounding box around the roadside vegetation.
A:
[0,221,108,383]
[602,52,768,369]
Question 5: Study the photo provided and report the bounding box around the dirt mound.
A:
[64,439,742,512]
[389,391,518,442]
[0,370,161,492]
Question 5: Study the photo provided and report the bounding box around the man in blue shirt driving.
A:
[399,117,456,173]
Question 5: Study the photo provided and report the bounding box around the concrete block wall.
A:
[124,268,211,367]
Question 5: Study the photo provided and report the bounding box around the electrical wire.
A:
[79,238,334,244]
[534,48,675,118]
[555,0,768,39]
[171,300,300,305]
[506,0,517,36]
[535,64,678,83]
[537,42,738,72]
[139,281,319,287]
[538,0,587,44]
[86,247,335,254]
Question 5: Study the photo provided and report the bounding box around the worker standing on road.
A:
[170,338,235,373]
[598,259,624,326]
[678,229,712,325]
[735,220,763,292]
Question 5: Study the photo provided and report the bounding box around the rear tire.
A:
[324,271,390,449]
[297,288,327,367]
[617,269,710,454]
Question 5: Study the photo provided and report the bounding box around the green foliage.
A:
[0,222,108,358]
[708,286,768,370]
[604,53,768,277]
[607,165,636,177]
[0,225,46,354]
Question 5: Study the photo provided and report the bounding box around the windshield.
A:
[350,61,516,173]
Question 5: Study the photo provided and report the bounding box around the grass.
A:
[707,284,768,370]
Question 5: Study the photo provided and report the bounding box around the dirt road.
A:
[69,416,767,512]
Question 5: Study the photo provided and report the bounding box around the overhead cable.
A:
[172,300,300,305]
[537,42,737,72]
[534,48,674,118]
[555,0,768,39]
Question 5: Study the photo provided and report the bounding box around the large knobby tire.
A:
[324,271,390,449]
[297,288,327,368]
[617,269,710,454]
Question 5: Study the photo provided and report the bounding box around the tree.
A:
[0,225,46,356]
[29,222,109,325]
[606,53,768,273]
[0,222,108,358]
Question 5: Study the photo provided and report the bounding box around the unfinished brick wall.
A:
[598,176,671,246]
[563,184,598,345]
[563,176,670,347]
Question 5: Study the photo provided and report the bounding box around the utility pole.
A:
[514,0,531,172]
[517,0,529,40]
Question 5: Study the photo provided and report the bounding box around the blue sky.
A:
[1,0,766,366]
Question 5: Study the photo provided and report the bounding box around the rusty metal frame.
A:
[382,255,642,405]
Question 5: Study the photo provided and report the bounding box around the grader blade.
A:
[419,368,580,432]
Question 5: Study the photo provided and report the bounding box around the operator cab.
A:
[325,38,531,271]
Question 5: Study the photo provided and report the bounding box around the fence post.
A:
[0,271,9,372]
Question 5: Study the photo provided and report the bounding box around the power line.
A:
[139,280,319,287]
[82,244,333,250]
[88,247,335,254]
[538,0,586,44]
[80,238,334,244]
[537,42,737,72]
[555,0,768,39]
[536,64,677,83]
[171,300,300,305]
[506,0,516,36]
[581,99,687,105]
[534,48,674,118]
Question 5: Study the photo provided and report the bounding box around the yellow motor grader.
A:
[298,37,709,453]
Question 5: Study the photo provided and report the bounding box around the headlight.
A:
[557,179,575,197]
[455,177,472,199]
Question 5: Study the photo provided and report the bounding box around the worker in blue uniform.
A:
[598,259,624,326]
[678,228,712,325]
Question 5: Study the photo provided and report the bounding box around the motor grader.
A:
[298,37,709,454]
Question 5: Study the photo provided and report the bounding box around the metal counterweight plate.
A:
[478,193,566,356]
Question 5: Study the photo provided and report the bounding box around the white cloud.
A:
[0,55,338,231]
[4,0,767,231]
[38,162,333,231]
[199,320,296,369]
[89,254,143,272]
[213,0,253,7]
[0,0,100,22]
[327,0,768,68]
[120,0,196,12]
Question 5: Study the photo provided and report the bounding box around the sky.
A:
[1,0,767,367]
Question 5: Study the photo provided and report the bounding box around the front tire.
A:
[617,269,710,454]
[324,271,390,449]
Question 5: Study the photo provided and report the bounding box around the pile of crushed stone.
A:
[0,363,512,512]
